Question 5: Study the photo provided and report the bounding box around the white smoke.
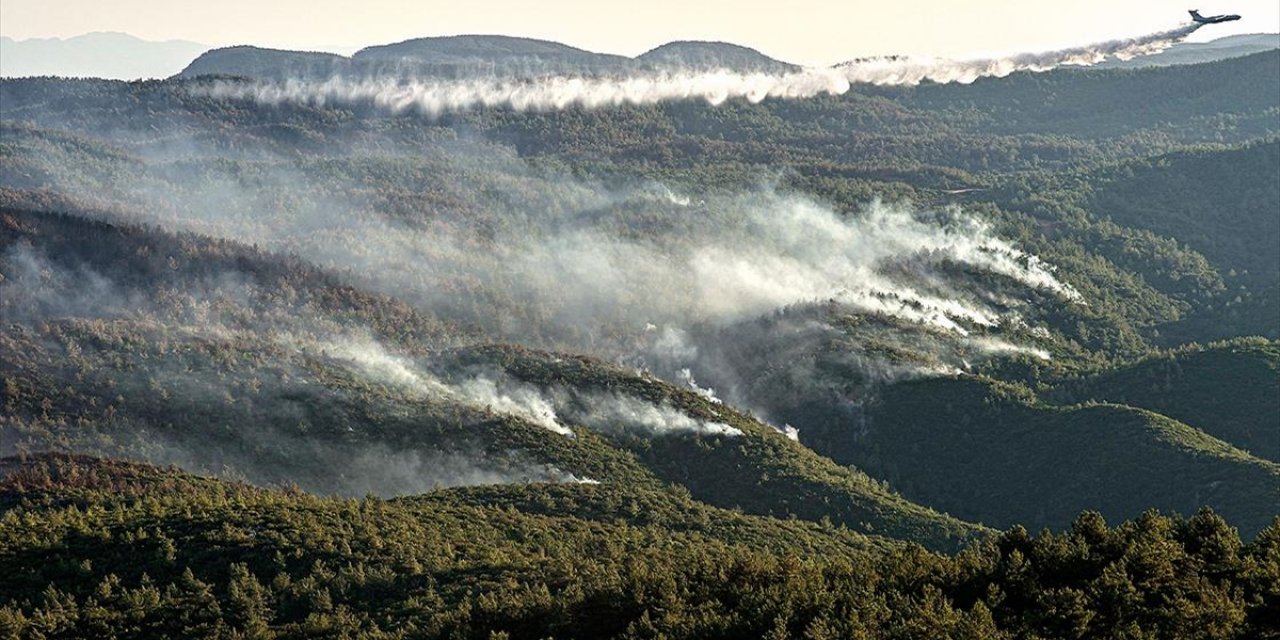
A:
[316,335,449,395]
[9,120,1081,397]
[307,335,574,436]
[453,375,571,436]
[969,336,1052,361]
[196,24,1201,115]
[306,335,742,439]
[340,447,599,496]
[678,368,722,405]
[567,392,743,438]
[778,423,800,441]
[677,197,1078,334]
[285,192,1073,339]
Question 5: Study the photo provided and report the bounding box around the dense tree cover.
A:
[7,202,1276,547]
[799,374,1279,535]
[1084,142,1280,290]
[1,455,1277,639]
[1048,338,1280,461]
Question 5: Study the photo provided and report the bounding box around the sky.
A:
[2,0,1277,66]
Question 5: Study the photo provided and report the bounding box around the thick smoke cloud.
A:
[9,129,1076,350]
[196,24,1202,115]
[4,111,1087,493]
[6,129,1077,392]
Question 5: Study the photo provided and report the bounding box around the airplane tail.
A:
[1189,9,1205,21]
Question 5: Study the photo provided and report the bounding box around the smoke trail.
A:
[833,24,1204,85]
[308,335,575,436]
[564,392,743,439]
[195,24,1202,115]
[678,368,723,405]
[340,448,598,496]
[309,335,742,440]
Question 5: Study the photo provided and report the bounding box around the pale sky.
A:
[2,0,1276,66]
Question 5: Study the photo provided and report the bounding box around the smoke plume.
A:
[563,392,743,439]
[195,24,1202,115]
[309,335,575,437]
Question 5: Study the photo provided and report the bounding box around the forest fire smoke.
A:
[197,24,1202,115]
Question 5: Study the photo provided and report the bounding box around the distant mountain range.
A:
[1,31,1275,81]
[178,36,798,80]
[0,32,207,79]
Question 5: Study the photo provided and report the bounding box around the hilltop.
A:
[176,35,800,80]
[177,45,350,80]
[353,34,633,76]
[636,41,798,73]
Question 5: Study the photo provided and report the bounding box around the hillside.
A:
[1083,141,1280,290]
[789,375,1280,535]
[3,454,1275,638]
[1049,339,1280,460]
[0,206,984,550]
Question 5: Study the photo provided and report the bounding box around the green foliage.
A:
[1050,338,1280,460]
[1,456,1275,639]
[801,374,1280,535]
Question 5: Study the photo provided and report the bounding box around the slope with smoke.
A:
[3,125,1083,395]
[311,335,573,437]
[195,24,1202,115]
[563,392,742,438]
[12,136,1077,360]
[0,70,1104,505]
[311,334,742,441]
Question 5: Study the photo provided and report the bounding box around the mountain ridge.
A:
[5,30,1275,81]
[1,31,208,79]
[176,34,801,79]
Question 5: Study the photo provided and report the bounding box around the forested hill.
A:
[2,454,1276,638]
[1084,141,1280,290]
[1048,339,1280,461]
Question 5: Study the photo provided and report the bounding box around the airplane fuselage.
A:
[1189,10,1241,24]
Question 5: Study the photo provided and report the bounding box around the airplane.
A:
[1189,9,1241,24]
